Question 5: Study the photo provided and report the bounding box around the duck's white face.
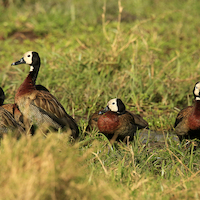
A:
[11,51,38,73]
[23,51,33,65]
[194,82,200,100]
[98,98,126,115]
[107,98,118,112]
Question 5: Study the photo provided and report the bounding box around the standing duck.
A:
[0,87,23,124]
[0,87,25,137]
[174,82,200,142]
[11,51,79,139]
[87,98,148,144]
[0,106,25,137]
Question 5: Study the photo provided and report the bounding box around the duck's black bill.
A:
[11,57,25,66]
[98,106,110,115]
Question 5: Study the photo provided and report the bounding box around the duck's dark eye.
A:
[27,55,31,57]
[112,102,115,105]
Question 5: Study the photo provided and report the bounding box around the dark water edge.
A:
[136,129,179,144]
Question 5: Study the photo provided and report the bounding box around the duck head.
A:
[193,82,200,100]
[11,51,40,71]
[99,98,126,115]
[11,51,40,84]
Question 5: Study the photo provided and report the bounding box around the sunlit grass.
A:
[0,0,200,199]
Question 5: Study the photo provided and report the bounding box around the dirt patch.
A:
[8,30,39,41]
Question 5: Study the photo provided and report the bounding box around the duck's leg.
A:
[109,133,118,146]
[23,116,33,136]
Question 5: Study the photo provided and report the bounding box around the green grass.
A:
[0,0,200,199]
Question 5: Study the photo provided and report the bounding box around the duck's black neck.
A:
[118,111,126,115]
[194,100,200,116]
[29,62,40,85]
[0,87,5,105]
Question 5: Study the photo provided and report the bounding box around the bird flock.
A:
[1,51,200,144]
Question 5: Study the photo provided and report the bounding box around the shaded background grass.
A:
[0,0,200,199]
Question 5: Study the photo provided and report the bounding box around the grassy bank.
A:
[0,0,200,199]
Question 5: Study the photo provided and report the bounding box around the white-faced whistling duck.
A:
[87,98,148,144]
[0,87,25,137]
[174,82,200,142]
[11,51,79,139]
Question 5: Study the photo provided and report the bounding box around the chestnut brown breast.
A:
[97,111,137,141]
[188,114,200,131]
[97,111,120,134]
[174,102,200,141]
